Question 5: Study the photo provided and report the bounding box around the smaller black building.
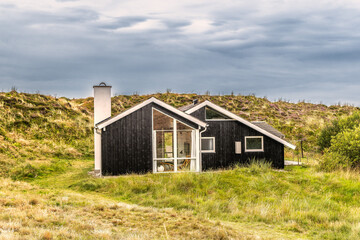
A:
[94,92,295,176]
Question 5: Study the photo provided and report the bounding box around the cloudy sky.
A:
[1,0,360,105]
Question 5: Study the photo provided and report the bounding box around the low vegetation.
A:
[1,90,360,239]
[318,111,360,171]
[29,160,360,240]
[0,177,245,239]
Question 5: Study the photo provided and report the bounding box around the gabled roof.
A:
[96,97,208,129]
[178,102,202,112]
[251,121,285,139]
[185,101,296,149]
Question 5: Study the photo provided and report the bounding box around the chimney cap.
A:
[93,82,112,88]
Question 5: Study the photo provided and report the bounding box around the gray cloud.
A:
[0,3,359,105]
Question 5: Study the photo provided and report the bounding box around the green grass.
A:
[2,90,360,239]
[32,160,360,240]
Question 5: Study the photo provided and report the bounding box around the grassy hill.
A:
[0,90,358,164]
[1,90,360,239]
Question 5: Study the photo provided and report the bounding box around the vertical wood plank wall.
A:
[101,103,200,175]
[191,107,285,170]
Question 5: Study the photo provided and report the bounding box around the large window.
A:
[201,137,215,153]
[245,136,264,152]
[153,109,196,173]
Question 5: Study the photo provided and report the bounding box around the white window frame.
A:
[152,108,199,173]
[201,137,215,153]
[245,136,264,152]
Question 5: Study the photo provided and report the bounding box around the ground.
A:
[2,159,360,239]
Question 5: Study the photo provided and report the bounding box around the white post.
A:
[93,83,112,175]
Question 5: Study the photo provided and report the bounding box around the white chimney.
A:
[93,82,111,174]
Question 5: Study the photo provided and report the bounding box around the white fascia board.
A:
[96,97,207,129]
[186,101,296,150]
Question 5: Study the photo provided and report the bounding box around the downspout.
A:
[199,125,208,172]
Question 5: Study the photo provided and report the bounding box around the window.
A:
[235,141,241,154]
[201,137,215,153]
[205,107,232,120]
[153,109,197,173]
[245,136,264,152]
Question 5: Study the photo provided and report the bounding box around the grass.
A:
[0,177,248,239]
[2,91,360,239]
[29,160,360,240]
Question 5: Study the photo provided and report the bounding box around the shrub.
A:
[319,125,360,171]
[317,120,340,151]
[318,111,360,151]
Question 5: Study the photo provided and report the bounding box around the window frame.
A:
[201,137,216,153]
[244,136,264,152]
[152,108,198,173]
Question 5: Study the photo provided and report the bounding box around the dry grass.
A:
[0,178,257,240]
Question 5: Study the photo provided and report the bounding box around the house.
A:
[93,83,296,176]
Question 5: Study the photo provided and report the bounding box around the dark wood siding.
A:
[101,102,201,175]
[191,107,284,170]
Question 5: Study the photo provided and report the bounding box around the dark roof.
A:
[251,121,285,139]
[178,102,200,112]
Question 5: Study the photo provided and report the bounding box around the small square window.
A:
[201,137,215,153]
[245,136,264,152]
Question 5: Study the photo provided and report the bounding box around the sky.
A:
[1,0,360,105]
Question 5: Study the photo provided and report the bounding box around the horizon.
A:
[1,88,358,108]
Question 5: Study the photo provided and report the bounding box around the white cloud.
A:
[113,19,167,33]
[181,19,213,34]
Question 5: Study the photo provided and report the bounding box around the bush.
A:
[317,120,340,151]
[317,111,360,151]
[319,125,360,171]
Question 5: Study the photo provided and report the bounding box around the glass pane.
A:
[156,131,173,158]
[246,137,262,150]
[205,107,231,120]
[201,138,214,151]
[156,160,174,172]
[177,121,192,130]
[153,109,173,130]
[177,131,192,158]
[177,159,196,172]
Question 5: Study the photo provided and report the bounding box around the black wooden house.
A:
[93,84,295,176]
